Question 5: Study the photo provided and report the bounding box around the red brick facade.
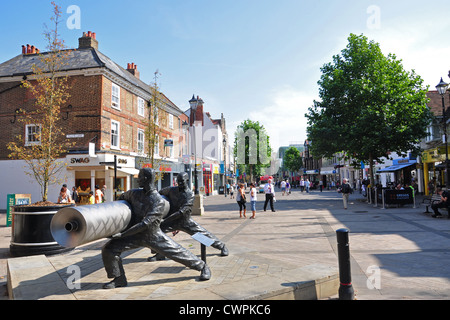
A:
[0,33,183,162]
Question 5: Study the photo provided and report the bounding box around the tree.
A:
[305,33,433,184]
[283,147,302,174]
[7,2,73,203]
[234,119,272,182]
[144,70,169,182]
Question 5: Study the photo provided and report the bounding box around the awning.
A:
[377,161,417,173]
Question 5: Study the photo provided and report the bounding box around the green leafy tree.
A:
[306,33,433,184]
[283,147,302,174]
[234,119,272,182]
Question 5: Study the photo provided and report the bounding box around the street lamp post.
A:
[190,95,204,215]
[223,137,227,198]
[192,102,199,196]
[436,78,449,188]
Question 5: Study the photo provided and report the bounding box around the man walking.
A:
[341,178,353,209]
[263,179,276,212]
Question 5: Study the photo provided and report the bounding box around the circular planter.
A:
[10,204,75,257]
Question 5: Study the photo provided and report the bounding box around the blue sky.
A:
[1,0,450,151]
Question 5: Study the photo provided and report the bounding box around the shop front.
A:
[66,153,139,204]
[376,158,417,189]
[213,164,220,195]
[421,146,450,195]
[320,168,336,188]
[135,157,185,190]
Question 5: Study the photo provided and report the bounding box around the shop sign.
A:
[70,157,90,164]
[6,194,31,227]
[422,148,444,163]
[135,156,173,172]
[117,158,128,165]
[384,189,413,205]
[164,139,174,147]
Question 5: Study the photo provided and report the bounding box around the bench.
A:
[422,194,450,218]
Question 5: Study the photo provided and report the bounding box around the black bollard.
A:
[336,228,355,300]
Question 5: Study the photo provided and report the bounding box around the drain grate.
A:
[353,211,368,213]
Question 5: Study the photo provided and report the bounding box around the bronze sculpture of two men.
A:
[101,168,228,289]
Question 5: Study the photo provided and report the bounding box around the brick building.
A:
[0,32,185,208]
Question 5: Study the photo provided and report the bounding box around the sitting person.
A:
[431,187,449,218]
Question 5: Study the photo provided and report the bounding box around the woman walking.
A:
[249,182,257,219]
[236,183,247,218]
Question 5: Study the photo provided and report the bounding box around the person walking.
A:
[263,179,276,212]
[305,179,310,193]
[236,183,247,218]
[340,178,353,209]
[249,182,257,219]
[280,180,286,196]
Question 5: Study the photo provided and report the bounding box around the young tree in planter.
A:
[7,2,73,203]
[306,33,433,185]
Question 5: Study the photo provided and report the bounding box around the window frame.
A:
[137,128,145,154]
[111,83,121,110]
[137,97,145,117]
[154,134,159,156]
[25,124,41,146]
[168,114,174,129]
[111,120,120,150]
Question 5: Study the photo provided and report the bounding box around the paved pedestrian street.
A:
[2,188,450,300]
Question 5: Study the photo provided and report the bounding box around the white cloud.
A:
[364,13,450,89]
[247,86,317,152]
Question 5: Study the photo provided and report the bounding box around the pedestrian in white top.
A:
[263,179,276,212]
[280,180,286,196]
[250,182,257,219]
[300,179,305,192]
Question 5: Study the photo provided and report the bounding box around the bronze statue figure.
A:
[148,172,229,262]
[101,168,211,289]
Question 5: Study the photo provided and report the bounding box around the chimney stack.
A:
[22,44,39,55]
[78,31,99,50]
[126,62,140,79]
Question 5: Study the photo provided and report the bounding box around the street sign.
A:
[6,194,31,227]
